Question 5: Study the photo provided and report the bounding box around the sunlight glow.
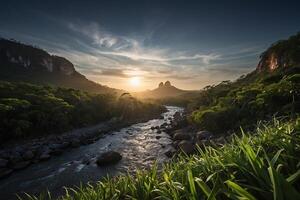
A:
[129,77,141,87]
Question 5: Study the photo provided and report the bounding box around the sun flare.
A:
[129,77,141,87]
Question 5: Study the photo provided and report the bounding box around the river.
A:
[0,106,184,199]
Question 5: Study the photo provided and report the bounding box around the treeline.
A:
[189,66,300,133]
[0,81,164,142]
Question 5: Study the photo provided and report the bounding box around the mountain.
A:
[134,81,192,99]
[0,38,120,94]
[257,32,300,72]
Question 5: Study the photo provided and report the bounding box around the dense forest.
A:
[189,66,300,133]
[0,81,164,142]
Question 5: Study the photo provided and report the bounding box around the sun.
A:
[129,77,141,87]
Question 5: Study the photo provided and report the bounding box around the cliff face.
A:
[0,39,75,76]
[256,33,300,72]
[0,38,119,94]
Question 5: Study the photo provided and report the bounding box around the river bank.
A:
[0,106,184,200]
[0,108,166,180]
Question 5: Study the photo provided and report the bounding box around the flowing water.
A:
[0,106,184,199]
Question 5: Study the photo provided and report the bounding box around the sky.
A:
[0,0,299,91]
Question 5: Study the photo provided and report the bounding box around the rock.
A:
[51,149,63,156]
[0,158,8,168]
[23,150,34,160]
[165,150,176,158]
[178,140,195,154]
[173,131,191,141]
[173,112,181,121]
[39,153,51,161]
[156,136,161,140]
[71,139,80,148]
[150,126,155,130]
[96,151,122,166]
[13,161,30,170]
[0,168,13,179]
[196,131,213,141]
[9,153,23,164]
[157,130,162,134]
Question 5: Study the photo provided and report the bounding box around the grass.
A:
[22,118,300,200]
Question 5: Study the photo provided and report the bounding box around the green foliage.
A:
[0,81,164,142]
[23,118,300,200]
[190,67,300,133]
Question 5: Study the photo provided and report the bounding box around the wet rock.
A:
[150,126,155,130]
[9,153,23,165]
[71,139,80,148]
[178,140,195,154]
[0,151,10,159]
[39,153,51,161]
[96,151,122,166]
[159,115,164,119]
[173,131,191,141]
[173,112,181,121]
[0,158,8,168]
[165,149,176,158]
[157,130,162,134]
[51,149,63,156]
[23,150,34,160]
[156,136,161,140]
[196,131,213,141]
[13,161,30,170]
[0,168,13,179]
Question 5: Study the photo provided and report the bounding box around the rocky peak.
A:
[165,81,171,87]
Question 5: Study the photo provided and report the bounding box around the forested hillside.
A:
[0,81,164,142]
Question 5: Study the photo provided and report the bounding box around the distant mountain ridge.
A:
[0,38,120,94]
[135,81,191,99]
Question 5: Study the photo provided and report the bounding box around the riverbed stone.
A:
[23,150,34,160]
[13,161,30,170]
[156,136,161,139]
[196,131,213,141]
[0,168,13,179]
[173,131,191,141]
[96,151,122,166]
[39,153,51,161]
[165,149,176,158]
[0,158,8,168]
[178,140,195,154]
[71,139,80,148]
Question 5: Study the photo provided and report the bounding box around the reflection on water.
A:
[0,106,183,199]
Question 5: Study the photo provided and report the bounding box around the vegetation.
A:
[189,66,300,133]
[0,81,164,142]
[23,118,300,200]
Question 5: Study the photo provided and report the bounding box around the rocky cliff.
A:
[257,33,300,72]
[0,38,119,94]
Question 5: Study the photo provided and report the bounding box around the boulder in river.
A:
[96,151,122,166]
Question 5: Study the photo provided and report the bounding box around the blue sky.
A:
[0,0,299,91]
